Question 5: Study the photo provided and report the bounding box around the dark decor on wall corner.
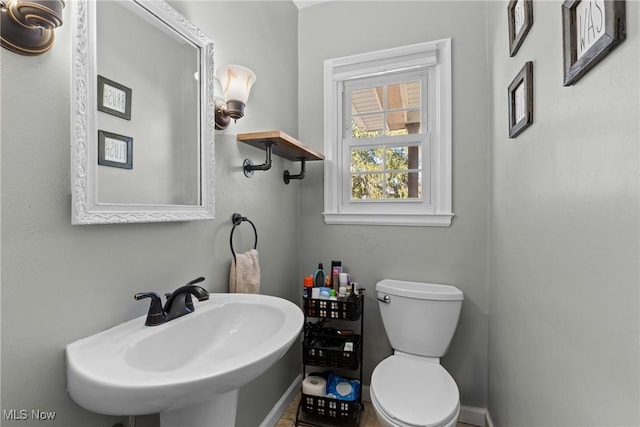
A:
[508,61,534,138]
[562,0,626,86]
[0,0,65,56]
[508,0,534,57]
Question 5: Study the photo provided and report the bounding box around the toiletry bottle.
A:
[352,282,359,295]
[330,260,342,287]
[332,269,340,291]
[349,282,361,300]
[303,276,313,298]
[313,263,325,287]
[338,273,348,298]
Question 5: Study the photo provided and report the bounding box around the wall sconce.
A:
[214,64,256,130]
[0,0,65,56]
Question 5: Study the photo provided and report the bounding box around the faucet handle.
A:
[134,292,167,326]
[187,276,205,286]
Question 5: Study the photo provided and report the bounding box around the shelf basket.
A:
[300,392,360,421]
[303,296,362,320]
[303,335,361,370]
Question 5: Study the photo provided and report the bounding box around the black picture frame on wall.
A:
[562,0,626,86]
[97,75,132,120]
[98,130,133,169]
[508,61,533,139]
[508,0,533,57]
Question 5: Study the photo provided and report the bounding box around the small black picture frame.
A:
[98,130,133,169]
[508,0,534,57]
[562,0,626,86]
[508,61,533,138]
[97,75,132,120]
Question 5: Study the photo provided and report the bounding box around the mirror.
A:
[71,0,215,224]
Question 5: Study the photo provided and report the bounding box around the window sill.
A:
[322,212,454,227]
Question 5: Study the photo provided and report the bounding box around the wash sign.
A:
[576,0,606,59]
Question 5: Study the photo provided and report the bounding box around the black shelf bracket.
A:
[284,157,307,184]
[243,141,274,178]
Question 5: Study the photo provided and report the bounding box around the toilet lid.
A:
[370,355,459,427]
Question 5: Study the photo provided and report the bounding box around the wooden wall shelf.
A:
[236,131,324,183]
[237,131,324,161]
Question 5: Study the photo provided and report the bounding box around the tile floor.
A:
[275,393,474,427]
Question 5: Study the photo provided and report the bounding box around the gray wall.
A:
[485,1,639,426]
[1,1,300,427]
[297,1,490,408]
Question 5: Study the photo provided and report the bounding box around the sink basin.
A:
[66,293,303,426]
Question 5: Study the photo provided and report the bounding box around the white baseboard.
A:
[459,406,487,426]
[485,409,495,427]
[258,374,303,427]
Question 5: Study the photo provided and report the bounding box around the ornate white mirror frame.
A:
[71,0,215,224]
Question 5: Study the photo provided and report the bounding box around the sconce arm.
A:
[0,0,65,56]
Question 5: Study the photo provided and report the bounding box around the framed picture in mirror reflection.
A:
[98,130,133,169]
[97,75,132,120]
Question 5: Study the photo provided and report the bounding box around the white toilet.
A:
[370,279,464,427]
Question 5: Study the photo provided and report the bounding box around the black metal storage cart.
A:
[295,291,365,426]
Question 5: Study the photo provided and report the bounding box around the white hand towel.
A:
[229,249,260,294]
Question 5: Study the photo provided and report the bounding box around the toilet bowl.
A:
[370,353,459,427]
[370,280,463,427]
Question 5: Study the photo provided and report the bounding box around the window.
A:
[323,39,453,226]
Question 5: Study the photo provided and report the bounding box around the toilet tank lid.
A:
[376,279,463,301]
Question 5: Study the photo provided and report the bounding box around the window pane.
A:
[387,81,420,109]
[351,80,424,137]
[351,115,384,138]
[386,172,421,199]
[346,77,426,202]
[387,112,409,134]
[351,173,384,200]
[385,146,409,170]
[350,145,422,200]
[351,148,384,172]
[351,86,383,113]
[385,146,421,170]
[404,110,422,134]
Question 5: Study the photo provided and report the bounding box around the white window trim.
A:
[323,39,453,227]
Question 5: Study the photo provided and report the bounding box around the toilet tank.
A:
[376,279,463,357]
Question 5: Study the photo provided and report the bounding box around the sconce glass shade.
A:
[216,64,256,108]
[214,64,256,130]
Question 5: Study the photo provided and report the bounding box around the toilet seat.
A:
[370,354,460,427]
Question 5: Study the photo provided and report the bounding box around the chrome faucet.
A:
[135,277,210,326]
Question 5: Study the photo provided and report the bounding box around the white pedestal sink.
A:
[66,293,303,427]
